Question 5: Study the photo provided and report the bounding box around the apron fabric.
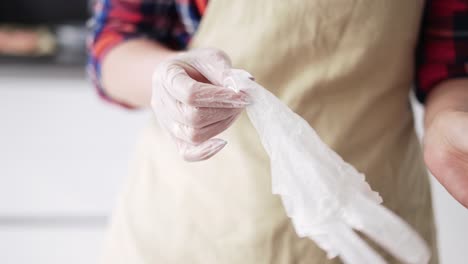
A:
[99,0,438,263]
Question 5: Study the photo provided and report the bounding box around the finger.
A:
[166,66,250,108]
[160,88,243,128]
[175,138,227,162]
[179,104,242,128]
[181,48,232,86]
[170,113,240,145]
[153,96,230,162]
[223,69,255,92]
[326,223,387,264]
[346,194,431,264]
[192,112,240,143]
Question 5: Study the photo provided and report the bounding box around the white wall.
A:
[0,65,466,263]
[0,65,149,263]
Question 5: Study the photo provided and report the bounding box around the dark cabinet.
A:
[0,0,90,24]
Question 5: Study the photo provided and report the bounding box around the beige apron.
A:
[100,0,438,263]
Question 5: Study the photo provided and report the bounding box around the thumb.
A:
[183,48,233,86]
[176,137,227,162]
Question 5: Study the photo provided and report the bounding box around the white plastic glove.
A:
[225,70,431,264]
[151,48,250,161]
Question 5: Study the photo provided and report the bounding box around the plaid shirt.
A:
[416,0,468,102]
[88,0,468,106]
[88,0,206,108]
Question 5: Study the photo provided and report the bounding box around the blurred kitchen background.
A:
[0,0,148,263]
[0,1,467,263]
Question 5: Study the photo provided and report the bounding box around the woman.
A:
[88,0,468,263]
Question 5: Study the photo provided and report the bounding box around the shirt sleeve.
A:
[415,0,468,103]
[87,0,190,108]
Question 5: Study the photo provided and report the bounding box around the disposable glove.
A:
[225,69,430,264]
[151,48,250,161]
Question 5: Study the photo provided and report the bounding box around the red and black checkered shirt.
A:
[416,0,468,102]
[89,0,468,106]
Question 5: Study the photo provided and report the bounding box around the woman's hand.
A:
[151,48,250,161]
[424,110,468,208]
[424,79,468,208]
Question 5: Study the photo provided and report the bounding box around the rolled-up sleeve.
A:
[415,0,468,103]
[87,0,190,108]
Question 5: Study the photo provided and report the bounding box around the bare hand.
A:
[424,110,468,208]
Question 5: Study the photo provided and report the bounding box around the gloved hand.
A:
[151,48,250,161]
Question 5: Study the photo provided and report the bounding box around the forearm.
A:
[424,78,468,129]
[101,39,179,108]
